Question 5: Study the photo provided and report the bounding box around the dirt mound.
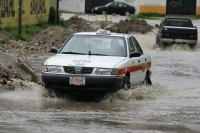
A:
[0,31,15,40]
[67,16,153,34]
[28,26,74,51]
[106,19,154,34]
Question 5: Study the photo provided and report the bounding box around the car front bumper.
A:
[42,73,124,92]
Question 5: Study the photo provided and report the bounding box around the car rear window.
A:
[164,18,193,27]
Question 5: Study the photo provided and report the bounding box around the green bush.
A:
[196,15,200,19]
[49,6,57,24]
[130,13,165,19]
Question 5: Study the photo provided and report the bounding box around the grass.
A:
[130,13,165,20]
[0,38,9,44]
[3,20,71,41]
[196,15,200,19]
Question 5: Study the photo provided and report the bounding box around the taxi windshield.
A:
[59,35,127,57]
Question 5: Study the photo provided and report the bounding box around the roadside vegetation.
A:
[130,13,165,20]
[196,15,200,19]
[0,38,9,44]
[1,6,71,41]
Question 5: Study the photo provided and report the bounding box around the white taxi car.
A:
[42,29,152,92]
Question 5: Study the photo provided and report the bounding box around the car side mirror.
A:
[155,24,160,28]
[130,51,142,58]
[51,47,59,53]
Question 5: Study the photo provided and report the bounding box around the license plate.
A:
[69,77,85,86]
[175,39,184,43]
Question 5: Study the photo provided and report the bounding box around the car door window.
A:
[113,3,118,7]
[130,37,143,54]
[128,38,135,53]
[118,3,123,7]
[109,3,114,7]
[123,4,127,7]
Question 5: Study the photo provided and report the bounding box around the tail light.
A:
[195,29,198,38]
[161,27,164,35]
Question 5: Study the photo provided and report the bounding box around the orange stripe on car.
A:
[117,61,151,76]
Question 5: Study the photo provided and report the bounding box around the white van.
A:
[42,30,152,92]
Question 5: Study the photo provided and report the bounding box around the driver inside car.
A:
[110,39,125,56]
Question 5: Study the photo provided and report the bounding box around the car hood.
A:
[45,54,126,68]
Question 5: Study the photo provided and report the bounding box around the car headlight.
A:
[95,68,118,75]
[95,7,98,10]
[42,66,62,73]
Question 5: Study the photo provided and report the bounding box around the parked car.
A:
[42,29,152,93]
[155,17,198,50]
[91,2,136,16]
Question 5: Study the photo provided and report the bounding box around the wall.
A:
[59,0,85,13]
[197,0,200,15]
[0,0,56,28]
[139,0,166,14]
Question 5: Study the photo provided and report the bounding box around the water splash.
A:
[0,81,49,100]
[102,83,167,102]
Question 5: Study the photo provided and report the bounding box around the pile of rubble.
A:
[0,52,41,90]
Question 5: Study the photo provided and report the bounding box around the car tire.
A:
[191,44,196,50]
[142,72,152,86]
[102,10,106,15]
[160,42,165,51]
[125,11,130,16]
[122,75,131,90]
[156,33,159,45]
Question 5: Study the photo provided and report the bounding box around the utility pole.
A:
[18,0,22,35]
[55,0,59,25]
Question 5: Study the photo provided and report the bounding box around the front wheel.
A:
[122,76,131,90]
[125,11,130,16]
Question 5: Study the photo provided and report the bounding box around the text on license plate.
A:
[69,77,85,86]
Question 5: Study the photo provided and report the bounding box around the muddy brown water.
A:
[0,31,200,133]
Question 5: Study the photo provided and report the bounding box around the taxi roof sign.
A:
[96,29,111,34]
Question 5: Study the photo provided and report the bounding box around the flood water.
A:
[0,29,200,133]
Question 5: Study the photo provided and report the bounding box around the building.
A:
[59,0,200,15]
[0,0,56,28]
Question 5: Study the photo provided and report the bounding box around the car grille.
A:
[63,66,94,74]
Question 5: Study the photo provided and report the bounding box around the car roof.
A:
[73,30,130,38]
[164,17,191,20]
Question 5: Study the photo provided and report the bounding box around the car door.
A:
[107,2,118,14]
[127,37,141,85]
[129,36,147,84]
[118,2,126,15]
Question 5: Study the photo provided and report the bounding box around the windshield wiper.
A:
[90,53,108,56]
[61,52,86,55]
